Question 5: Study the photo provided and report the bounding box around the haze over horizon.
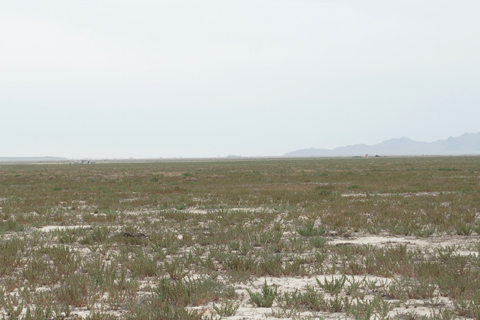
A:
[3,131,480,160]
[2,1,479,159]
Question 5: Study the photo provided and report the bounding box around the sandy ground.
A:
[332,234,480,253]
[216,234,479,319]
[3,219,480,319]
[341,192,451,198]
[36,225,92,232]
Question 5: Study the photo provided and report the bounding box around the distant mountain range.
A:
[0,157,68,162]
[284,132,480,157]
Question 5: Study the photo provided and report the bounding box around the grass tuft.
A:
[247,280,278,307]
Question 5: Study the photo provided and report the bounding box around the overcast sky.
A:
[1,1,479,158]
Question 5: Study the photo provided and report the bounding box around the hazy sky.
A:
[2,1,479,158]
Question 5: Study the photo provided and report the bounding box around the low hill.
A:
[284,132,480,157]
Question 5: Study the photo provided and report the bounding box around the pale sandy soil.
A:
[216,234,479,320]
[332,234,480,252]
[341,191,452,198]
[183,207,273,215]
[118,206,273,215]
[36,225,92,232]
[2,224,479,319]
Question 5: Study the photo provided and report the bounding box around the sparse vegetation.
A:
[0,156,480,318]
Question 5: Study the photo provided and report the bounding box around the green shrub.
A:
[297,222,326,237]
[155,277,235,307]
[247,280,277,307]
[213,300,240,316]
[317,275,347,295]
[277,285,326,311]
[0,220,24,232]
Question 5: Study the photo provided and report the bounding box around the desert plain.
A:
[1,156,480,319]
